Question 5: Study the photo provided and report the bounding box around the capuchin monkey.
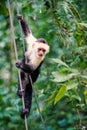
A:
[16,15,50,119]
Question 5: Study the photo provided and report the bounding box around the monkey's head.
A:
[35,38,50,59]
[25,38,50,64]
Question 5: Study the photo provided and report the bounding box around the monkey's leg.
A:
[20,78,33,119]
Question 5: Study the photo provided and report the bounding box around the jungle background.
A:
[0,0,87,130]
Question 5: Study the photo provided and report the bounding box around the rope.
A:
[7,1,28,130]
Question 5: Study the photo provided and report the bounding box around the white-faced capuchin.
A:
[16,15,50,119]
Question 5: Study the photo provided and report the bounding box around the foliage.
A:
[0,0,87,130]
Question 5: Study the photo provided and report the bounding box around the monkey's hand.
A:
[16,61,33,73]
[20,109,29,119]
[16,61,23,69]
[17,14,23,21]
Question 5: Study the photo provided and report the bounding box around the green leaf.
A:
[79,22,87,28]
[52,72,76,83]
[0,1,8,16]
[84,90,87,104]
[81,75,87,79]
[71,95,81,102]
[66,81,78,90]
[51,58,69,67]
[54,86,66,105]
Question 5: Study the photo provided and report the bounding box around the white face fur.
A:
[25,41,50,70]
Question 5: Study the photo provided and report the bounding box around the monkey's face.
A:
[36,42,49,59]
[37,48,46,57]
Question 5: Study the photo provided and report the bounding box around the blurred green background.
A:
[0,0,87,130]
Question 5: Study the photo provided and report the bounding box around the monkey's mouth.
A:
[38,54,43,57]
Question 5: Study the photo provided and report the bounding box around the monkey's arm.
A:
[17,15,31,36]
[17,15,36,44]
[16,61,34,73]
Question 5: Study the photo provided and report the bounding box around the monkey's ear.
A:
[17,14,23,21]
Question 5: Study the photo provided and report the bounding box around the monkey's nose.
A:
[38,51,43,57]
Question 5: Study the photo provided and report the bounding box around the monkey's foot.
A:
[17,89,24,98]
[20,109,29,119]
[17,14,23,21]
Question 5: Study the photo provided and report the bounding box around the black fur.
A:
[36,38,47,44]
[16,57,42,119]
[17,15,31,36]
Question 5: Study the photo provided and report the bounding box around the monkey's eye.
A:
[38,48,42,51]
[42,49,46,53]
[38,48,46,53]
